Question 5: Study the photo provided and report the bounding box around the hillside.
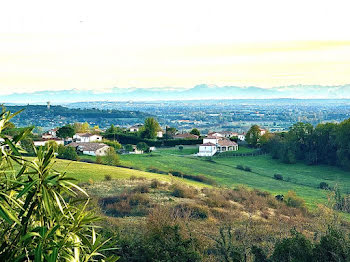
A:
[119,147,350,208]
[4,105,151,128]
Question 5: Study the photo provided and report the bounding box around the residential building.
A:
[173,133,199,139]
[67,142,110,156]
[73,133,103,143]
[129,124,143,132]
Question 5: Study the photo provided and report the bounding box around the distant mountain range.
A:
[2,84,350,104]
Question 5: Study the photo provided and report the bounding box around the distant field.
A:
[154,145,256,155]
[119,150,350,208]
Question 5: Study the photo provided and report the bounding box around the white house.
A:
[198,142,217,157]
[208,131,238,138]
[203,135,219,144]
[198,136,238,157]
[238,133,246,141]
[129,124,143,132]
[41,128,58,139]
[73,133,103,143]
[33,138,64,147]
[156,130,164,138]
[259,128,266,136]
[67,142,110,156]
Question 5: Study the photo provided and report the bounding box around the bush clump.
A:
[133,183,150,193]
[150,179,161,189]
[169,170,217,185]
[285,190,306,210]
[274,174,283,180]
[104,174,112,181]
[244,166,252,172]
[174,203,209,219]
[148,167,167,174]
[319,182,330,190]
[170,184,197,198]
[236,165,244,170]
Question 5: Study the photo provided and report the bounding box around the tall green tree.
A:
[190,128,200,136]
[56,125,75,139]
[140,118,161,139]
[246,125,262,147]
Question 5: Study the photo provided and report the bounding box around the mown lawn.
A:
[119,152,350,208]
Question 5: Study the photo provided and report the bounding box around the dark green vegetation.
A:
[0,109,118,261]
[263,120,350,168]
[6,105,150,128]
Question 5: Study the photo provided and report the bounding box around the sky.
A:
[1,0,350,95]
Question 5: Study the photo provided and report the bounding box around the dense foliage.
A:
[262,120,350,169]
[0,109,118,261]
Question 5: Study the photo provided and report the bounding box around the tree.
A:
[21,138,35,156]
[140,118,161,139]
[57,125,75,139]
[106,124,119,135]
[165,126,177,138]
[105,147,120,166]
[124,144,133,152]
[45,140,58,152]
[57,145,79,160]
[73,122,90,133]
[271,229,313,262]
[137,142,149,152]
[190,128,200,136]
[0,109,118,261]
[246,125,262,147]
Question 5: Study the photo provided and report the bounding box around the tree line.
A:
[247,119,350,169]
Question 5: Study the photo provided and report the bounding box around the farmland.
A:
[119,146,350,208]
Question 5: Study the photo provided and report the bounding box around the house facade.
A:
[67,142,110,156]
[73,133,103,143]
[173,133,199,140]
[198,136,238,157]
[33,138,64,147]
[129,124,143,132]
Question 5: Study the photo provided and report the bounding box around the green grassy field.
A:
[119,151,350,208]
[51,158,206,188]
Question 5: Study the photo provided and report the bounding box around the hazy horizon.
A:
[1,0,350,96]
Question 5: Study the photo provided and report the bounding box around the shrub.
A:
[104,147,120,166]
[104,174,112,181]
[150,179,161,188]
[96,155,103,164]
[169,170,185,177]
[244,166,252,172]
[170,183,197,198]
[148,166,166,174]
[274,173,283,180]
[174,203,209,219]
[100,192,150,217]
[129,176,146,181]
[236,164,244,170]
[203,191,230,208]
[319,182,330,190]
[285,190,306,210]
[178,145,184,151]
[133,183,150,193]
[57,145,79,160]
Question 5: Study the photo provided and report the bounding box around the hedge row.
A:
[104,133,202,147]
